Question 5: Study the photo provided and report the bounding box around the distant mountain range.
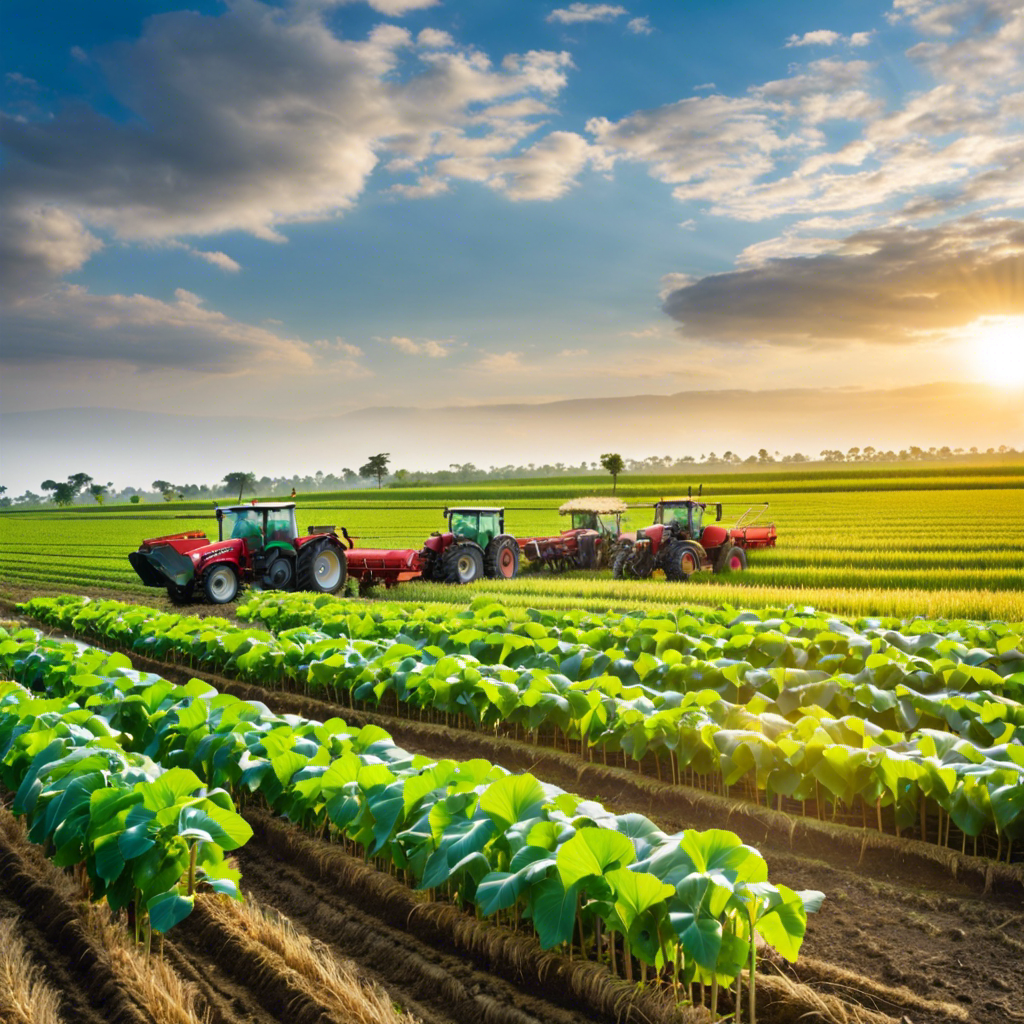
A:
[2,382,1021,493]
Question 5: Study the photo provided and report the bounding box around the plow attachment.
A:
[129,546,196,588]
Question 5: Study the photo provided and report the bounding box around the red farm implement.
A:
[613,493,776,581]
[515,497,627,571]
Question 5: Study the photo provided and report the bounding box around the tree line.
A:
[0,444,1018,507]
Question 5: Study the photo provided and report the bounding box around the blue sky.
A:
[2,0,1023,446]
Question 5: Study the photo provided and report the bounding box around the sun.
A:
[970,316,1024,387]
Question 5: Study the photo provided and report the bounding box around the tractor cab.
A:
[654,499,722,539]
[217,503,299,552]
[445,507,505,549]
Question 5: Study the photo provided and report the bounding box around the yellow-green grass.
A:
[2,465,1021,619]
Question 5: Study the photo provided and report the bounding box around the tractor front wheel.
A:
[611,542,633,579]
[298,540,347,594]
[663,541,701,581]
[167,581,195,606]
[612,541,653,579]
[714,545,747,573]
[485,536,520,580]
[204,565,239,604]
[442,542,484,584]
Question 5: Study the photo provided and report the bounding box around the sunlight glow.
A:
[970,316,1024,387]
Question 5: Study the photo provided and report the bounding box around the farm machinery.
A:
[129,503,348,604]
[612,495,776,581]
[515,497,627,571]
[344,507,520,588]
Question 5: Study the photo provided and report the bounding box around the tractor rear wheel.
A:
[166,581,195,606]
[714,545,747,573]
[297,540,347,594]
[442,542,484,584]
[484,535,520,579]
[204,565,239,604]
[663,540,701,581]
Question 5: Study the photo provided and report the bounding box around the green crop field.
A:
[2,462,1022,618]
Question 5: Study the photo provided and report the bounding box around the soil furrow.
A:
[238,815,656,1024]
[0,830,149,1024]
[159,933,284,1024]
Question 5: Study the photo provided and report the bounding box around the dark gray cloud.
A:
[662,217,1024,344]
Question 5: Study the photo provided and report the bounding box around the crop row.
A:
[0,625,821,1015]
[27,594,1024,857]
[0,639,251,949]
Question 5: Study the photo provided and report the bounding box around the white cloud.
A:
[547,4,627,25]
[312,336,365,359]
[658,272,694,300]
[475,350,524,372]
[587,95,793,206]
[850,31,874,46]
[379,335,453,356]
[387,175,451,198]
[5,71,40,88]
[440,130,600,200]
[361,0,439,14]
[627,17,652,35]
[416,27,454,48]
[0,1,581,296]
[0,207,103,301]
[191,249,242,273]
[2,285,319,371]
[785,30,842,47]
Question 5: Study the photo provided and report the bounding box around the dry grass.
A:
[86,904,210,1024]
[204,893,418,1024]
[0,916,65,1024]
[0,808,208,1024]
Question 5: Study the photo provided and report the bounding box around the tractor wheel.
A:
[663,540,702,581]
[485,535,520,580]
[297,540,347,594]
[442,542,484,584]
[266,556,295,590]
[204,565,239,604]
[612,541,653,579]
[714,545,747,573]
[611,542,633,579]
[166,581,195,606]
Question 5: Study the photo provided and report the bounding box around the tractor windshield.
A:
[222,509,263,547]
[690,504,704,534]
[450,512,481,543]
[571,512,598,531]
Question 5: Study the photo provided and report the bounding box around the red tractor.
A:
[129,502,348,604]
[612,497,776,581]
[516,497,628,571]
[344,507,520,588]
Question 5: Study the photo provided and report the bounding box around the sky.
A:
[2,0,1024,490]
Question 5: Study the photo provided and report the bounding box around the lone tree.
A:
[41,472,93,506]
[152,479,176,501]
[359,453,391,489]
[600,453,624,493]
[89,482,110,505]
[223,471,257,502]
